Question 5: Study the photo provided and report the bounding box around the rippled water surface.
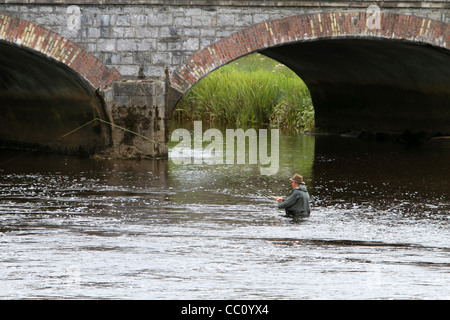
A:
[0,124,449,299]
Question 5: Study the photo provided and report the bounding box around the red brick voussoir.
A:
[0,14,121,90]
[170,11,449,95]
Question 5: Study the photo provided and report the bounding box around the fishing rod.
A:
[0,117,277,201]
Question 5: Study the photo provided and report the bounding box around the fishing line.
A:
[0,117,276,200]
[94,117,165,148]
[0,118,98,167]
[96,118,274,199]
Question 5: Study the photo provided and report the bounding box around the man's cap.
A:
[290,174,305,184]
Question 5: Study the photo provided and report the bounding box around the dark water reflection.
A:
[312,134,450,216]
[0,122,449,299]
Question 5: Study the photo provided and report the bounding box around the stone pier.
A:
[100,79,169,159]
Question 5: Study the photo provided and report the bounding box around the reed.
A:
[174,53,315,130]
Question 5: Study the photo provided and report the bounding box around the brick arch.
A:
[170,11,449,95]
[0,14,121,90]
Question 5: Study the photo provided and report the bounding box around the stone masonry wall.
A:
[0,1,448,81]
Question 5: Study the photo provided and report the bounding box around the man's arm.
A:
[277,192,299,209]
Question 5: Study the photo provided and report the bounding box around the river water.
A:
[0,122,449,300]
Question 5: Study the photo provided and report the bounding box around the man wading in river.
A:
[273,174,311,219]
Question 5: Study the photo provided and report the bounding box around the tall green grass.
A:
[174,53,314,130]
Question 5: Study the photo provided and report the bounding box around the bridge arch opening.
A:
[170,12,450,138]
[171,52,314,130]
[0,41,109,154]
[0,15,121,155]
[260,37,450,137]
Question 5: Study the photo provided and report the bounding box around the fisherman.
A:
[273,174,311,218]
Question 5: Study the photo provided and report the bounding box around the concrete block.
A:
[104,52,122,64]
[113,81,136,95]
[98,14,112,27]
[130,14,148,26]
[106,6,123,14]
[192,15,213,27]
[160,26,182,38]
[174,16,192,27]
[157,42,168,51]
[184,28,200,37]
[89,27,101,38]
[167,41,182,51]
[235,14,253,27]
[152,52,172,65]
[172,52,189,65]
[201,38,215,48]
[117,39,138,51]
[143,65,165,78]
[135,27,158,38]
[97,39,116,52]
[81,14,94,27]
[201,28,216,37]
[120,52,134,64]
[130,95,153,107]
[35,13,64,26]
[148,13,173,26]
[217,13,234,26]
[116,65,140,77]
[136,82,154,96]
[101,87,114,103]
[114,95,130,107]
[216,29,234,38]
[19,6,38,13]
[253,13,270,24]
[183,38,199,51]
[134,52,153,64]
[152,81,166,96]
[38,6,53,13]
[185,8,202,16]
[116,14,131,26]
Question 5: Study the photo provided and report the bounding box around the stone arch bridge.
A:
[0,1,449,157]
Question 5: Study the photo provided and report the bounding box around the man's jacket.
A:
[278,184,311,217]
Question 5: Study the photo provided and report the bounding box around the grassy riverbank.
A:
[173,53,314,130]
